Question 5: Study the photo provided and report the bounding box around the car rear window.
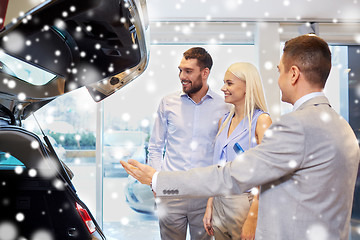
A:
[0,52,56,85]
[0,151,25,169]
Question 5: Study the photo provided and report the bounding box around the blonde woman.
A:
[203,62,272,240]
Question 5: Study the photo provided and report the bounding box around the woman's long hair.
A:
[216,62,268,144]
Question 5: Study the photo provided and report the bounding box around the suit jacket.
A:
[156,96,360,240]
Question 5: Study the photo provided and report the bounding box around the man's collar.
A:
[293,92,325,111]
[180,85,214,100]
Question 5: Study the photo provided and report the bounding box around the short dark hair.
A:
[183,47,213,70]
[283,35,331,88]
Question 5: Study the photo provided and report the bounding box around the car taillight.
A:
[75,202,96,234]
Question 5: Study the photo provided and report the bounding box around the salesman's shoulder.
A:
[276,96,341,129]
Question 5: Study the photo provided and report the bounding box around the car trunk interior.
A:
[0,126,92,239]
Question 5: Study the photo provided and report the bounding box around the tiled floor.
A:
[103,216,161,240]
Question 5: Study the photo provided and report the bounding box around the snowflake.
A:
[28,169,37,177]
[141,119,150,127]
[190,141,198,151]
[2,32,25,53]
[68,82,77,90]
[122,113,131,122]
[54,19,66,29]
[38,161,58,179]
[15,212,25,222]
[288,160,297,168]
[283,0,290,6]
[319,112,331,123]
[7,80,16,89]
[30,230,55,240]
[250,187,259,195]
[31,141,39,149]
[53,179,64,190]
[121,217,129,225]
[181,25,192,35]
[306,223,328,240]
[18,92,26,101]
[75,134,81,141]
[264,129,273,138]
[264,61,273,70]
[14,166,23,175]
[0,221,18,240]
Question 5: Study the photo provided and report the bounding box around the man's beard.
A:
[183,75,203,95]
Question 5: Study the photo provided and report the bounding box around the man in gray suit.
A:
[121,35,360,240]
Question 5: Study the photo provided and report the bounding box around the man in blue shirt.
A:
[148,47,228,240]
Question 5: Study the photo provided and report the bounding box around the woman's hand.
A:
[203,198,214,236]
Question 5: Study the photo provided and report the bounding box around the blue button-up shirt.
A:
[148,88,229,172]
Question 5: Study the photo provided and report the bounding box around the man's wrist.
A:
[151,171,159,193]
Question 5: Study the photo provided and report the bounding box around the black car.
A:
[0,0,150,239]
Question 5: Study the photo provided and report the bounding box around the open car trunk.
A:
[0,0,149,124]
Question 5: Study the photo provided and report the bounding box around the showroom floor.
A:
[103,216,161,240]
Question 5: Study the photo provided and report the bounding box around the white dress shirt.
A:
[148,87,228,172]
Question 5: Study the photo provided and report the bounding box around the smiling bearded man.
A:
[146,47,229,240]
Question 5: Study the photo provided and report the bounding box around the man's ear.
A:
[202,67,210,79]
[290,65,300,86]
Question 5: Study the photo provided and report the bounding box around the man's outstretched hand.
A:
[120,159,156,186]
